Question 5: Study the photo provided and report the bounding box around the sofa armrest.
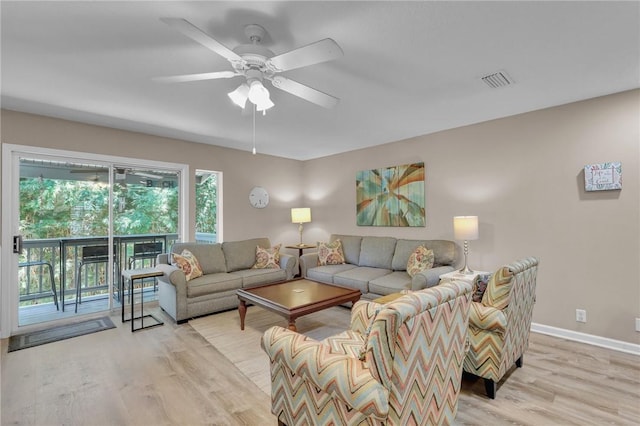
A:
[157,252,170,265]
[468,302,506,334]
[279,253,298,280]
[261,326,389,419]
[299,252,319,277]
[156,263,186,291]
[411,265,455,290]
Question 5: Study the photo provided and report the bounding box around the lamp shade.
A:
[291,207,311,224]
[453,216,479,240]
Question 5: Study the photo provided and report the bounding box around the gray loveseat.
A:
[156,238,297,323]
[299,234,458,300]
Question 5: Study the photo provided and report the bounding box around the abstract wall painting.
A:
[356,162,425,227]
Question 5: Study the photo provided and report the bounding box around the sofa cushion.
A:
[358,237,396,269]
[223,237,271,272]
[369,271,412,296]
[171,243,226,274]
[172,249,203,281]
[331,234,362,265]
[186,272,242,298]
[253,244,281,269]
[318,240,345,265]
[231,268,287,288]
[307,264,357,284]
[392,239,428,270]
[333,266,392,294]
[406,246,434,277]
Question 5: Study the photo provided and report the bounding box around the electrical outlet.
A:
[636,318,640,332]
[576,309,587,323]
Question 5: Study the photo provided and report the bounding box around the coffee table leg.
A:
[239,299,247,330]
[288,319,297,332]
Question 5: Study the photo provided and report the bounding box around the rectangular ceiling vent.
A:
[481,70,514,89]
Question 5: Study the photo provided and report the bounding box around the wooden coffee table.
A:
[236,279,361,332]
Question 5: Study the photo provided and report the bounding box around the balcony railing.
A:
[19,233,182,310]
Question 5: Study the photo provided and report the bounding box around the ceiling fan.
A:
[155,18,343,111]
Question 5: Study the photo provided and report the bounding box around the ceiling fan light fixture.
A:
[256,97,274,112]
[227,83,249,108]
[248,80,271,105]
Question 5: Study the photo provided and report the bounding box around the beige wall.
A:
[2,89,638,344]
[302,89,640,344]
[0,109,305,247]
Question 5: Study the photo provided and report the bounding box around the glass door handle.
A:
[13,235,23,254]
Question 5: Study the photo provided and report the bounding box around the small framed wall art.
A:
[584,162,622,191]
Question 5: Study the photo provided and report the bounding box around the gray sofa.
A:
[300,234,458,300]
[156,238,297,323]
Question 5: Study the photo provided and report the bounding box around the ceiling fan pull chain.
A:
[252,104,257,155]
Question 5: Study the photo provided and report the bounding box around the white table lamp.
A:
[291,208,311,245]
[453,215,479,275]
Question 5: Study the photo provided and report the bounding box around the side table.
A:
[285,243,317,277]
[121,267,164,332]
[285,243,317,258]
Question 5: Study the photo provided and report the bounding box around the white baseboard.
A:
[531,323,640,356]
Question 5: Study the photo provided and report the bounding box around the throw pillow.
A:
[406,246,434,277]
[482,266,514,309]
[317,239,346,266]
[253,244,281,269]
[172,249,203,281]
[472,273,492,303]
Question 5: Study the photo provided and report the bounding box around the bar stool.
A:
[122,241,164,300]
[75,245,118,313]
[19,260,59,310]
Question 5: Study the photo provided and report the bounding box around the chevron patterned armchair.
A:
[261,280,473,426]
[463,257,539,399]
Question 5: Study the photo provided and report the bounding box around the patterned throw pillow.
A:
[406,246,434,277]
[317,239,346,266]
[472,273,492,303]
[482,266,514,309]
[253,244,281,269]
[172,249,203,281]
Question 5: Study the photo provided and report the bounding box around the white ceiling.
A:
[2,1,639,161]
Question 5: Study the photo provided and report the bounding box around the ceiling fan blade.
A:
[270,76,339,109]
[153,71,239,83]
[160,18,244,64]
[266,38,343,72]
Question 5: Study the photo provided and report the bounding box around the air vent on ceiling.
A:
[481,70,514,89]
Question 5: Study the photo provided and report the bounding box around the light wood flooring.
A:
[1,304,639,425]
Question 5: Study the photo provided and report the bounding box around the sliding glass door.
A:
[14,155,181,328]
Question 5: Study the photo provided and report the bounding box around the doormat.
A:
[8,316,116,352]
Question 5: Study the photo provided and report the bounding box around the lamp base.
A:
[458,265,474,275]
[459,240,474,275]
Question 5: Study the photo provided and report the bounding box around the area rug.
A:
[8,316,116,352]
[189,306,351,394]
